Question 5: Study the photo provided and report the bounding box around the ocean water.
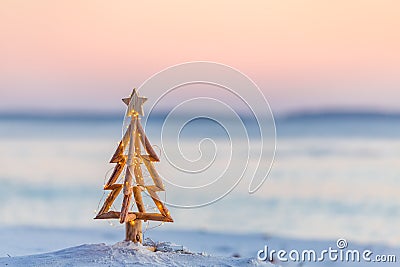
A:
[0,114,399,247]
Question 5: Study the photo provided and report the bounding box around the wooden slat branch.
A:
[104,183,123,190]
[145,185,164,192]
[96,211,137,222]
[120,116,137,223]
[132,186,145,213]
[142,155,165,191]
[135,212,173,222]
[95,211,173,222]
[132,159,145,186]
[110,124,131,163]
[104,156,127,189]
[133,119,145,186]
[123,116,137,195]
[137,120,160,162]
[146,188,171,219]
[96,184,123,217]
[120,193,132,223]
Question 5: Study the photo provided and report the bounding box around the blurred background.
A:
[0,1,399,247]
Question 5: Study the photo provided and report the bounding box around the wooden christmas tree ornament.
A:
[95,89,173,243]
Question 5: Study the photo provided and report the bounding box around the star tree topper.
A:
[123,89,147,116]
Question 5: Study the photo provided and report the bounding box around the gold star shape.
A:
[122,89,147,116]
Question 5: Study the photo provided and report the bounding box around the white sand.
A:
[0,226,398,266]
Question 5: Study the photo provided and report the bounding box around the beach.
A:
[1,226,398,266]
[0,114,399,266]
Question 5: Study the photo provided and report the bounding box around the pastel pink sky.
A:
[1,1,399,114]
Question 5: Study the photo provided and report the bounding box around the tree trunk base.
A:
[125,220,142,243]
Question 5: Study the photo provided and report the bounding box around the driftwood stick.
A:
[96,184,123,217]
[104,156,127,189]
[123,167,135,194]
[122,124,132,145]
[134,119,141,155]
[137,120,160,162]
[95,211,137,221]
[147,188,170,218]
[133,159,145,186]
[145,185,163,192]
[110,125,131,163]
[123,116,137,195]
[96,211,172,222]
[104,183,123,190]
[95,210,120,219]
[120,193,132,223]
[120,116,138,223]
[133,121,145,186]
[142,156,165,191]
[109,141,124,163]
[132,186,145,213]
[135,212,173,222]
